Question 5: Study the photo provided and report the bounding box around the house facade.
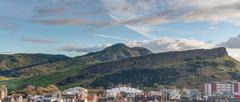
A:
[204,80,240,100]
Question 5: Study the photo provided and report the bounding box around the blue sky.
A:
[0,0,240,60]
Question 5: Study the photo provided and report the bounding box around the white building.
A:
[149,91,162,96]
[63,87,88,95]
[62,87,88,101]
[106,87,143,97]
[30,95,63,102]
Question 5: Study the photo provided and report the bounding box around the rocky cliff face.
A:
[150,47,228,61]
[79,47,229,76]
[54,47,238,89]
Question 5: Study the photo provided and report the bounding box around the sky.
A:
[0,0,240,61]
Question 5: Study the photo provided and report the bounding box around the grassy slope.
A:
[0,54,68,71]
[1,47,239,91]
[0,62,96,91]
[2,55,239,91]
[87,56,240,90]
[0,76,9,81]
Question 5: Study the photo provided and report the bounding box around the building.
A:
[29,94,63,102]
[204,80,240,101]
[62,87,88,101]
[0,85,7,100]
[106,87,143,98]
[2,95,24,102]
[84,94,99,102]
[204,81,240,96]
[181,88,202,101]
[148,91,163,101]
[161,89,181,101]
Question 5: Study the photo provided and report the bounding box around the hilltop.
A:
[0,44,240,91]
[0,43,152,77]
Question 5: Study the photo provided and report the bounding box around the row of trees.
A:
[23,84,59,95]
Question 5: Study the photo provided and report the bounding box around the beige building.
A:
[0,85,7,100]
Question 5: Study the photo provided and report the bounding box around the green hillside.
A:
[56,47,240,90]
[0,43,152,77]
[0,53,69,71]
[0,44,153,90]
[2,47,240,91]
[0,54,70,77]
[89,56,240,89]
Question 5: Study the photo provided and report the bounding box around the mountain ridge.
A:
[0,43,152,76]
[80,43,152,62]
[56,47,230,86]
[1,45,240,91]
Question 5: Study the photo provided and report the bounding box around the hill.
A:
[0,54,69,71]
[2,47,240,91]
[79,43,152,62]
[0,43,152,77]
[57,47,240,89]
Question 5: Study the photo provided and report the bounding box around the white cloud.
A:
[35,0,240,39]
[35,0,240,27]
[59,36,240,61]
[217,34,240,61]
[21,37,59,44]
[59,43,111,53]
[126,37,214,52]
[94,33,131,41]
[59,37,214,53]
[102,0,240,37]
[0,52,17,55]
[227,48,240,61]
[217,34,240,48]
[124,25,153,39]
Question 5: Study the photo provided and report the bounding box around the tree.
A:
[46,84,59,93]
[24,85,36,95]
[23,84,60,95]
[36,87,46,95]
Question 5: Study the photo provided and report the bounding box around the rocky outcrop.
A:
[80,43,152,62]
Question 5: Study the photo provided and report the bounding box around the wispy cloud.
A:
[103,0,240,36]
[94,34,131,41]
[126,37,214,52]
[33,17,115,27]
[33,0,240,26]
[0,24,16,32]
[59,43,111,53]
[35,7,65,15]
[0,17,17,31]
[0,51,17,55]
[32,0,240,39]
[21,37,59,44]
[59,37,214,53]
